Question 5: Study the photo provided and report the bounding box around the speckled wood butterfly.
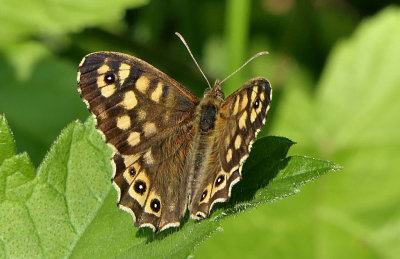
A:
[77,45,271,232]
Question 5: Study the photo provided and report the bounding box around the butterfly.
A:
[77,50,271,232]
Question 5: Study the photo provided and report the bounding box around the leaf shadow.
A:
[214,136,294,213]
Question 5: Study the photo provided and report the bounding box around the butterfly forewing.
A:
[188,78,272,219]
[78,52,199,155]
[78,51,200,231]
[219,78,272,171]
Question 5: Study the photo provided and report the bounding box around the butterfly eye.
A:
[200,190,207,202]
[134,180,146,195]
[253,99,260,109]
[215,175,225,187]
[104,71,116,84]
[150,199,161,213]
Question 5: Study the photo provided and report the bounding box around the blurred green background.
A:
[1,0,399,258]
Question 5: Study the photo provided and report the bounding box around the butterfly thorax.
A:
[197,81,224,132]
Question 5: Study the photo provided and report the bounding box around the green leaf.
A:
[0,114,15,164]
[0,0,148,49]
[0,115,337,258]
[0,0,148,82]
[0,117,37,258]
[0,57,89,165]
[0,153,35,203]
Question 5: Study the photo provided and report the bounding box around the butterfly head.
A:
[203,79,224,102]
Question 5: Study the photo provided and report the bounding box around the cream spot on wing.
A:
[120,91,137,110]
[251,86,258,103]
[143,122,156,137]
[119,63,131,85]
[123,162,141,184]
[225,135,231,148]
[123,169,134,184]
[241,93,248,111]
[228,175,241,197]
[211,171,228,196]
[240,154,249,167]
[98,110,109,121]
[77,71,81,83]
[160,222,181,232]
[123,154,140,168]
[238,111,247,130]
[151,82,163,102]
[97,64,110,74]
[101,84,116,97]
[144,191,162,217]
[199,183,212,204]
[234,135,242,149]
[251,109,257,123]
[230,126,236,138]
[143,150,154,165]
[260,91,265,101]
[132,162,141,173]
[192,211,207,220]
[97,75,105,88]
[117,115,131,130]
[230,165,239,175]
[139,223,156,231]
[256,101,263,114]
[137,109,147,121]
[226,148,232,163]
[79,57,86,67]
[136,76,150,94]
[233,95,240,115]
[127,131,141,146]
[128,171,150,206]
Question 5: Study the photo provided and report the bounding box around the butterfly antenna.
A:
[219,51,269,85]
[175,32,212,89]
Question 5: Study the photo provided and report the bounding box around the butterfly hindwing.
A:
[112,125,194,231]
[188,78,272,218]
[78,51,200,231]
